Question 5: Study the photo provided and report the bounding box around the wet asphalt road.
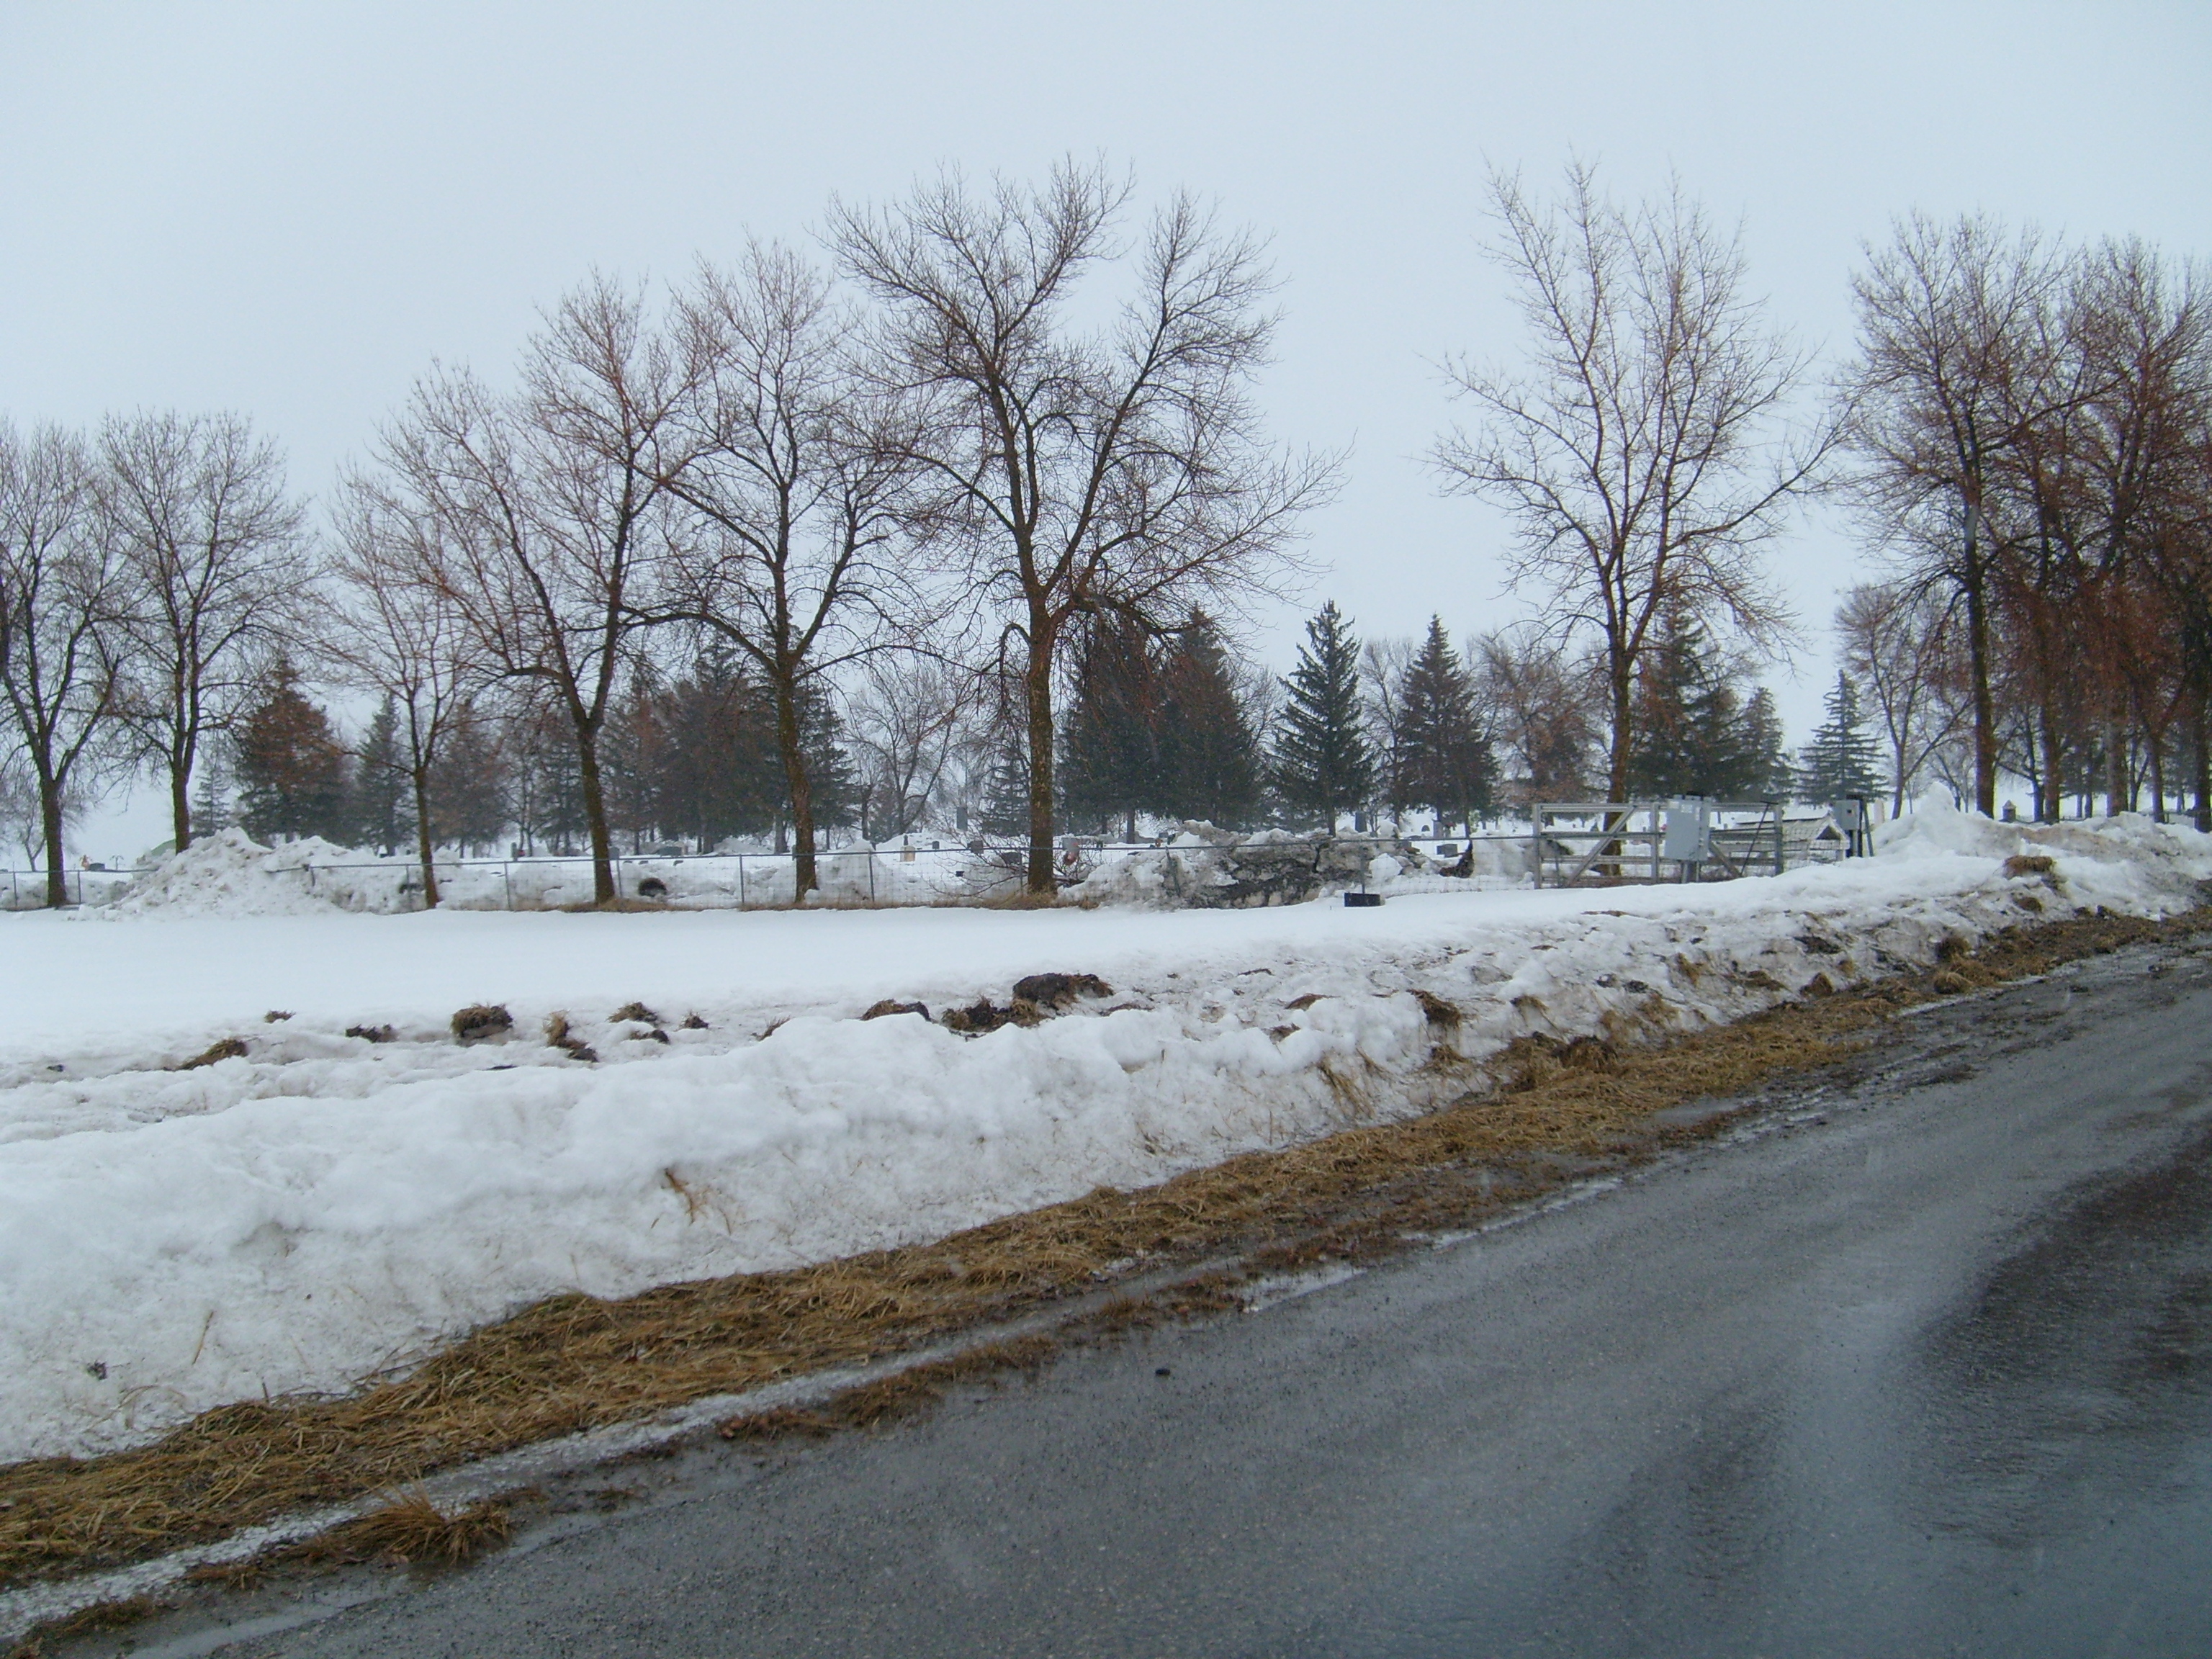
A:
[127,941,2212,1657]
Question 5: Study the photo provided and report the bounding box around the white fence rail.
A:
[1530,801,1852,887]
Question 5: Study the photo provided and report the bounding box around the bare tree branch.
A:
[830,160,1339,890]
[1435,161,1833,801]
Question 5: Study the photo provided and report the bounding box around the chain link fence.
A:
[3,810,1858,914]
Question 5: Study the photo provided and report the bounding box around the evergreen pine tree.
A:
[979,730,1031,837]
[1625,613,1703,796]
[1738,686,1791,798]
[1627,611,1773,798]
[790,677,857,839]
[1795,673,1884,802]
[506,701,586,855]
[1393,617,1495,833]
[1158,611,1261,829]
[428,705,510,855]
[188,741,233,840]
[655,648,781,847]
[1689,682,1752,795]
[1273,602,1375,827]
[600,666,669,853]
[235,658,351,842]
[351,695,413,854]
[1059,611,1164,838]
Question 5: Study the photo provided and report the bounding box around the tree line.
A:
[181,583,1851,868]
[1839,217,2212,821]
[1428,164,2211,830]
[3,167,1334,907]
[6,161,2199,909]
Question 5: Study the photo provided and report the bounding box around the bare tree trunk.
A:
[1605,656,1633,802]
[2143,701,2168,821]
[773,677,819,898]
[1962,523,1998,818]
[1025,618,1058,896]
[170,730,194,852]
[410,766,441,908]
[2194,694,2211,832]
[574,721,615,904]
[2037,694,2064,822]
[1598,655,1637,875]
[39,770,67,908]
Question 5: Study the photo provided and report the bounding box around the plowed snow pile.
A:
[103,828,1051,915]
[108,828,413,917]
[1,798,2207,1461]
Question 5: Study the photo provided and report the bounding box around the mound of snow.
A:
[1875,792,2022,860]
[6,805,2212,1460]
[105,828,415,920]
[1877,794,2212,891]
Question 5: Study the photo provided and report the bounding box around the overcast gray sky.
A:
[4,1,2208,854]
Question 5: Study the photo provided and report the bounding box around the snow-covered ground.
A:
[78,826,1047,915]
[7,823,1557,916]
[1,801,2208,1463]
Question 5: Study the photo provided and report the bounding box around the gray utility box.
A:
[1661,799,1713,863]
[1830,796,1872,856]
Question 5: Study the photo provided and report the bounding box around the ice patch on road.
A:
[1241,1261,1366,1312]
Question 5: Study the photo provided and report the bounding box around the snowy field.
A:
[2,802,2209,1462]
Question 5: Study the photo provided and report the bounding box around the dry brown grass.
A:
[716,1335,1062,1442]
[0,906,2198,1593]
[449,1004,511,1043]
[542,1013,598,1064]
[174,1038,248,1071]
[301,1494,512,1568]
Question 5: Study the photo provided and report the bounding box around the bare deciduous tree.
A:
[2155,408,2212,827]
[845,654,989,840]
[652,245,925,894]
[1849,220,2212,823]
[832,161,1336,892]
[325,477,487,906]
[1436,162,1831,804]
[380,276,683,904]
[1835,580,1966,815]
[2048,239,2209,814]
[1470,623,1601,806]
[0,755,54,871]
[101,411,307,851]
[1359,635,1413,821]
[0,423,131,903]
[1842,214,2075,815]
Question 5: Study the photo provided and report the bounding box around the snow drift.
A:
[102,827,1056,917]
[1,801,2208,1461]
[107,828,418,918]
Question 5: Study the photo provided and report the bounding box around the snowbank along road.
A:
[3,802,2206,1466]
[52,924,2212,1656]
